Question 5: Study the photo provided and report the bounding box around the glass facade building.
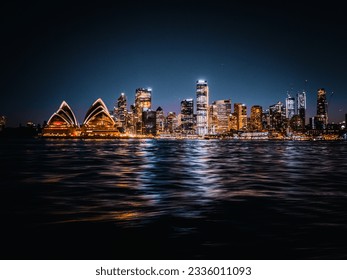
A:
[234,103,247,130]
[135,88,152,134]
[209,99,231,134]
[250,105,263,131]
[181,98,194,132]
[297,91,306,125]
[316,88,328,129]
[285,95,295,119]
[196,80,209,136]
[113,92,127,132]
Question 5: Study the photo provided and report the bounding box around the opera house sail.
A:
[81,98,119,137]
[42,101,79,137]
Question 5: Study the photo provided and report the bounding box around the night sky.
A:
[1,0,346,126]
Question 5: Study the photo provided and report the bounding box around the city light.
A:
[2,80,343,141]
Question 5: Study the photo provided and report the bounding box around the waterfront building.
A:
[297,91,306,125]
[135,88,152,134]
[262,109,270,130]
[181,98,194,133]
[177,113,182,128]
[234,103,247,130]
[81,98,118,137]
[142,108,156,135]
[228,114,238,131]
[127,104,137,135]
[285,95,295,120]
[113,93,127,132]
[209,99,232,134]
[156,107,165,135]
[208,104,217,134]
[269,101,285,131]
[290,115,305,131]
[250,105,263,131]
[126,110,135,135]
[315,88,328,129]
[43,101,79,136]
[196,80,209,136]
[166,112,178,133]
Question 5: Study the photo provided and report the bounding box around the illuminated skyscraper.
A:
[196,80,209,136]
[142,108,156,135]
[166,112,177,133]
[209,99,231,134]
[181,98,194,132]
[135,88,152,134]
[228,114,238,131]
[269,101,285,131]
[250,105,263,131]
[156,106,165,134]
[285,95,295,119]
[113,92,127,132]
[316,88,328,129]
[297,91,306,125]
[234,103,247,130]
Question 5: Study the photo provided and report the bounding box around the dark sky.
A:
[1,0,346,126]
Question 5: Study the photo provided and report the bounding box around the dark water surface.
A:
[1,139,347,259]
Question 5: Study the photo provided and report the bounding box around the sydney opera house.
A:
[43,98,120,138]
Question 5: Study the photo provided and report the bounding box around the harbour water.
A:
[1,138,347,259]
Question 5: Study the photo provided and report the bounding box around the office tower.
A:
[113,92,127,131]
[269,101,285,131]
[135,88,152,134]
[262,110,270,130]
[142,108,156,135]
[181,98,194,132]
[316,88,328,129]
[234,103,247,130]
[196,80,209,136]
[228,114,238,131]
[290,115,305,131]
[297,91,306,125]
[166,112,177,133]
[156,107,165,134]
[285,95,295,119]
[250,105,263,131]
[210,99,232,134]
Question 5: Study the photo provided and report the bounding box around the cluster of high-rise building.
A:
[41,79,344,138]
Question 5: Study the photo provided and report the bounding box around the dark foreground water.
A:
[1,138,347,259]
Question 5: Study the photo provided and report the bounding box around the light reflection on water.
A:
[1,139,347,258]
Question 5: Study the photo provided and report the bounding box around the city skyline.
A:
[1,77,344,128]
[1,1,346,126]
[38,81,344,141]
